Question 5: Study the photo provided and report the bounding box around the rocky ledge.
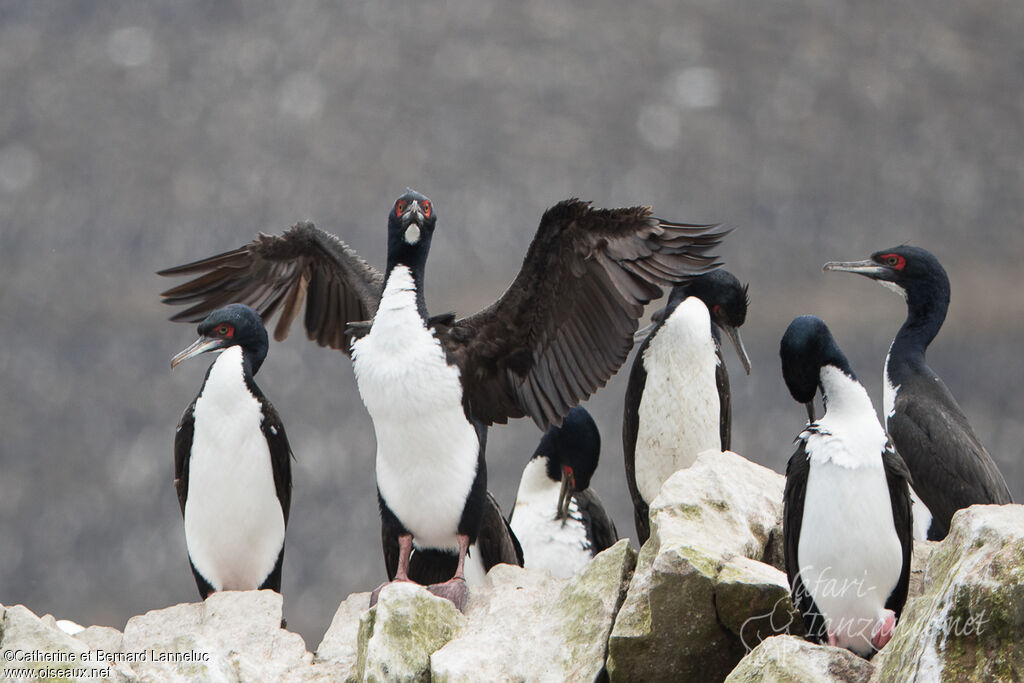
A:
[1,451,1021,682]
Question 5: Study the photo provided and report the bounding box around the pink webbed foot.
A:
[827,631,838,647]
[426,576,468,612]
[871,609,897,650]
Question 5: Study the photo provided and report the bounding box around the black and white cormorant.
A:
[170,303,293,599]
[824,246,1012,540]
[159,190,724,609]
[780,315,912,658]
[509,406,617,578]
[622,269,751,543]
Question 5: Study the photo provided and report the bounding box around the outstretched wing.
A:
[159,222,384,355]
[445,199,725,429]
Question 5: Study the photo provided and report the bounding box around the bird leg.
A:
[369,533,414,607]
[426,533,470,611]
[871,609,897,650]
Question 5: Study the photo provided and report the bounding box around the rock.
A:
[356,582,465,683]
[0,603,136,682]
[74,624,127,653]
[717,555,802,646]
[607,450,800,683]
[725,635,874,683]
[870,504,1024,682]
[313,591,372,680]
[431,539,637,682]
[121,590,312,682]
[907,540,937,599]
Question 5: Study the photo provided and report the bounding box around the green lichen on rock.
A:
[608,451,790,683]
[356,582,466,683]
[871,505,1024,683]
[726,635,874,683]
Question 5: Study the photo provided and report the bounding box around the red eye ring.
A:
[421,200,431,218]
[217,324,234,338]
[395,199,407,216]
[879,253,906,270]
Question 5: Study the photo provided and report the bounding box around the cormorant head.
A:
[823,245,949,303]
[533,406,601,519]
[171,303,269,374]
[780,315,855,421]
[670,269,752,375]
[387,189,437,268]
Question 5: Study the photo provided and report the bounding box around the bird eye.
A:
[421,200,431,218]
[395,199,407,216]
[712,304,722,317]
[217,324,234,338]
[880,253,906,270]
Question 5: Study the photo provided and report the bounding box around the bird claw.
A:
[871,610,897,650]
[426,577,468,611]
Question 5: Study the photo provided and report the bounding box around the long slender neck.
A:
[889,276,949,376]
[384,230,431,319]
[381,262,429,320]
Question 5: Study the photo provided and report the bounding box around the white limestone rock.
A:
[355,582,465,683]
[120,590,311,682]
[607,450,799,682]
[0,603,136,682]
[870,504,1024,682]
[312,590,371,682]
[725,635,874,682]
[432,539,637,682]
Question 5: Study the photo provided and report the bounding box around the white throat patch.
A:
[404,225,421,244]
[878,280,907,300]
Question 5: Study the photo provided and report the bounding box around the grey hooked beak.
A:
[805,401,816,423]
[401,200,425,227]
[556,466,574,522]
[171,336,223,370]
[822,258,887,278]
[401,200,426,244]
[720,324,752,375]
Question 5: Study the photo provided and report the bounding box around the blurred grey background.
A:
[1,1,1022,647]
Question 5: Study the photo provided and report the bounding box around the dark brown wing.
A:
[445,199,725,430]
[575,489,618,555]
[476,491,524,569]
[888,374,1013,539]
[159,222,384,355]
[784,432,826,642]
[622,331,653,545]
[882,444,913,617]
[257,393,294,525]
[716,341,731,451]
[173,399,197,516]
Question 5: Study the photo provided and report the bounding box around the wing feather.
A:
[447,199,725,429]
[159,223,384,355]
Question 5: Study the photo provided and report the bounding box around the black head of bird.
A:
[780,315,857,422]
[823,245,950,313]
[171,303,269,374]
[669,269,752,374]
[386,189,437,272]
[534,406,601,520]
